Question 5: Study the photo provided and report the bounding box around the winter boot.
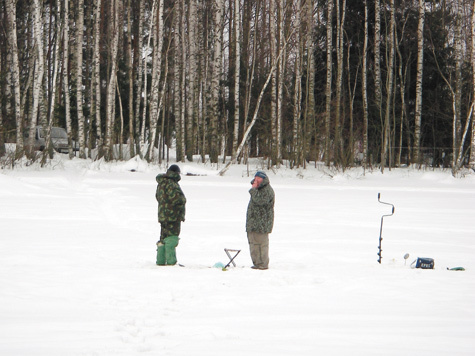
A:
[156,241,166,265]
[164,235,179,265]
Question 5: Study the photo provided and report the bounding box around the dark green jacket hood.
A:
[156,170,181,183]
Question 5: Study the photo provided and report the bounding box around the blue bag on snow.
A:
[412,257,435,269]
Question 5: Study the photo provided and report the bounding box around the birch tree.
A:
[27,0,45,158]
[269,0,278,164]
[451,0,474,173]
[187,0,199,161]
[134,0,145,157]
[324,0,333,166]
[471,1,475,169]
[209,0,224,163]
[62,0,74,159]
[200,3,210,163]
[127,0,134,159]
[147,0,164,162]
[5,0,23,157]
[305,0,316,168]
[277,0,287,165]
[241,0,259,164]
[292,0,302,168]
[173,3,184,162]
[346,30,359,167]
[141,0,157,147]
[90,0,102,158]
[334,0,346,165]
[104,0,120,160]
[394,11,407,167]
[42,0,62,166]
[362,0,369,168]
[453,0,463,166]
[231,0,241,161]
[381,0,395,172]
[413,0,425,165]
[76,0,86,158]
[374,0,382,132]
[0,49,3,156]
[180,0,187,161]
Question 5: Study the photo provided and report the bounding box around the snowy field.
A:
[1,154,475,355]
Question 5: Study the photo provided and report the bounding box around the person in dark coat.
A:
[155,164,186,265]
[246,171,275,270]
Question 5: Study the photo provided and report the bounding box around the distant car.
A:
[24,126,78,153]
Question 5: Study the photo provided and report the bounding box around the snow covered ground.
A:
[1,154,474,355]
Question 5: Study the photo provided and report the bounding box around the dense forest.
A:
[0,0,474,174]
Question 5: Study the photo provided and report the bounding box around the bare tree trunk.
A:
[292,0,302,168]
[241,0,259,165]
[0,49,3,156]
[413,0,425,165]
[269,0,278,164]
[42,0,62,166]
[209,0,224,163]
[141,0,157,147]
[187,0,198,162]
[200,8,210,163]
[8,2,23,157]
[2,38,11,156]
[324,0,333,166]
[180,0,186,161]
[381,0,395,173]
[92,0,102,159]
[157,44,170,164]
[471,1,475,169]
[231,0,241,161]
[454,103,474,172]
[134,0,145,157]
[127,0,135,159]
[63,0,73,159]
[173,4,184,161]
[362,0,369,168]
[374,0,382,157]
[28,0,45,158]
[116,76,124,160]
[305,0,316,167]
[76,0,86,158]
[276,0,287,165]
[335,0,346,166]
[453,0,463,167]
[147,0,164,162]
[395,19,409,167]
[346,35,359,168]
[104,0,120,160]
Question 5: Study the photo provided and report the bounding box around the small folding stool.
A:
[224,248,241,268]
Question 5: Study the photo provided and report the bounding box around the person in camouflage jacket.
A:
[155,164,186,265]
[246,171,274,270]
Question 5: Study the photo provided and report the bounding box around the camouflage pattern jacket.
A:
[156,171,186,223]
[246,176,275,233]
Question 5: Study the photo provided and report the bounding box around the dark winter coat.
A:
[156,170,186,223]
[246,176,275,233]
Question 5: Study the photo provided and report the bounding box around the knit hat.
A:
[254,171,267,179]
[168,164,181,174]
